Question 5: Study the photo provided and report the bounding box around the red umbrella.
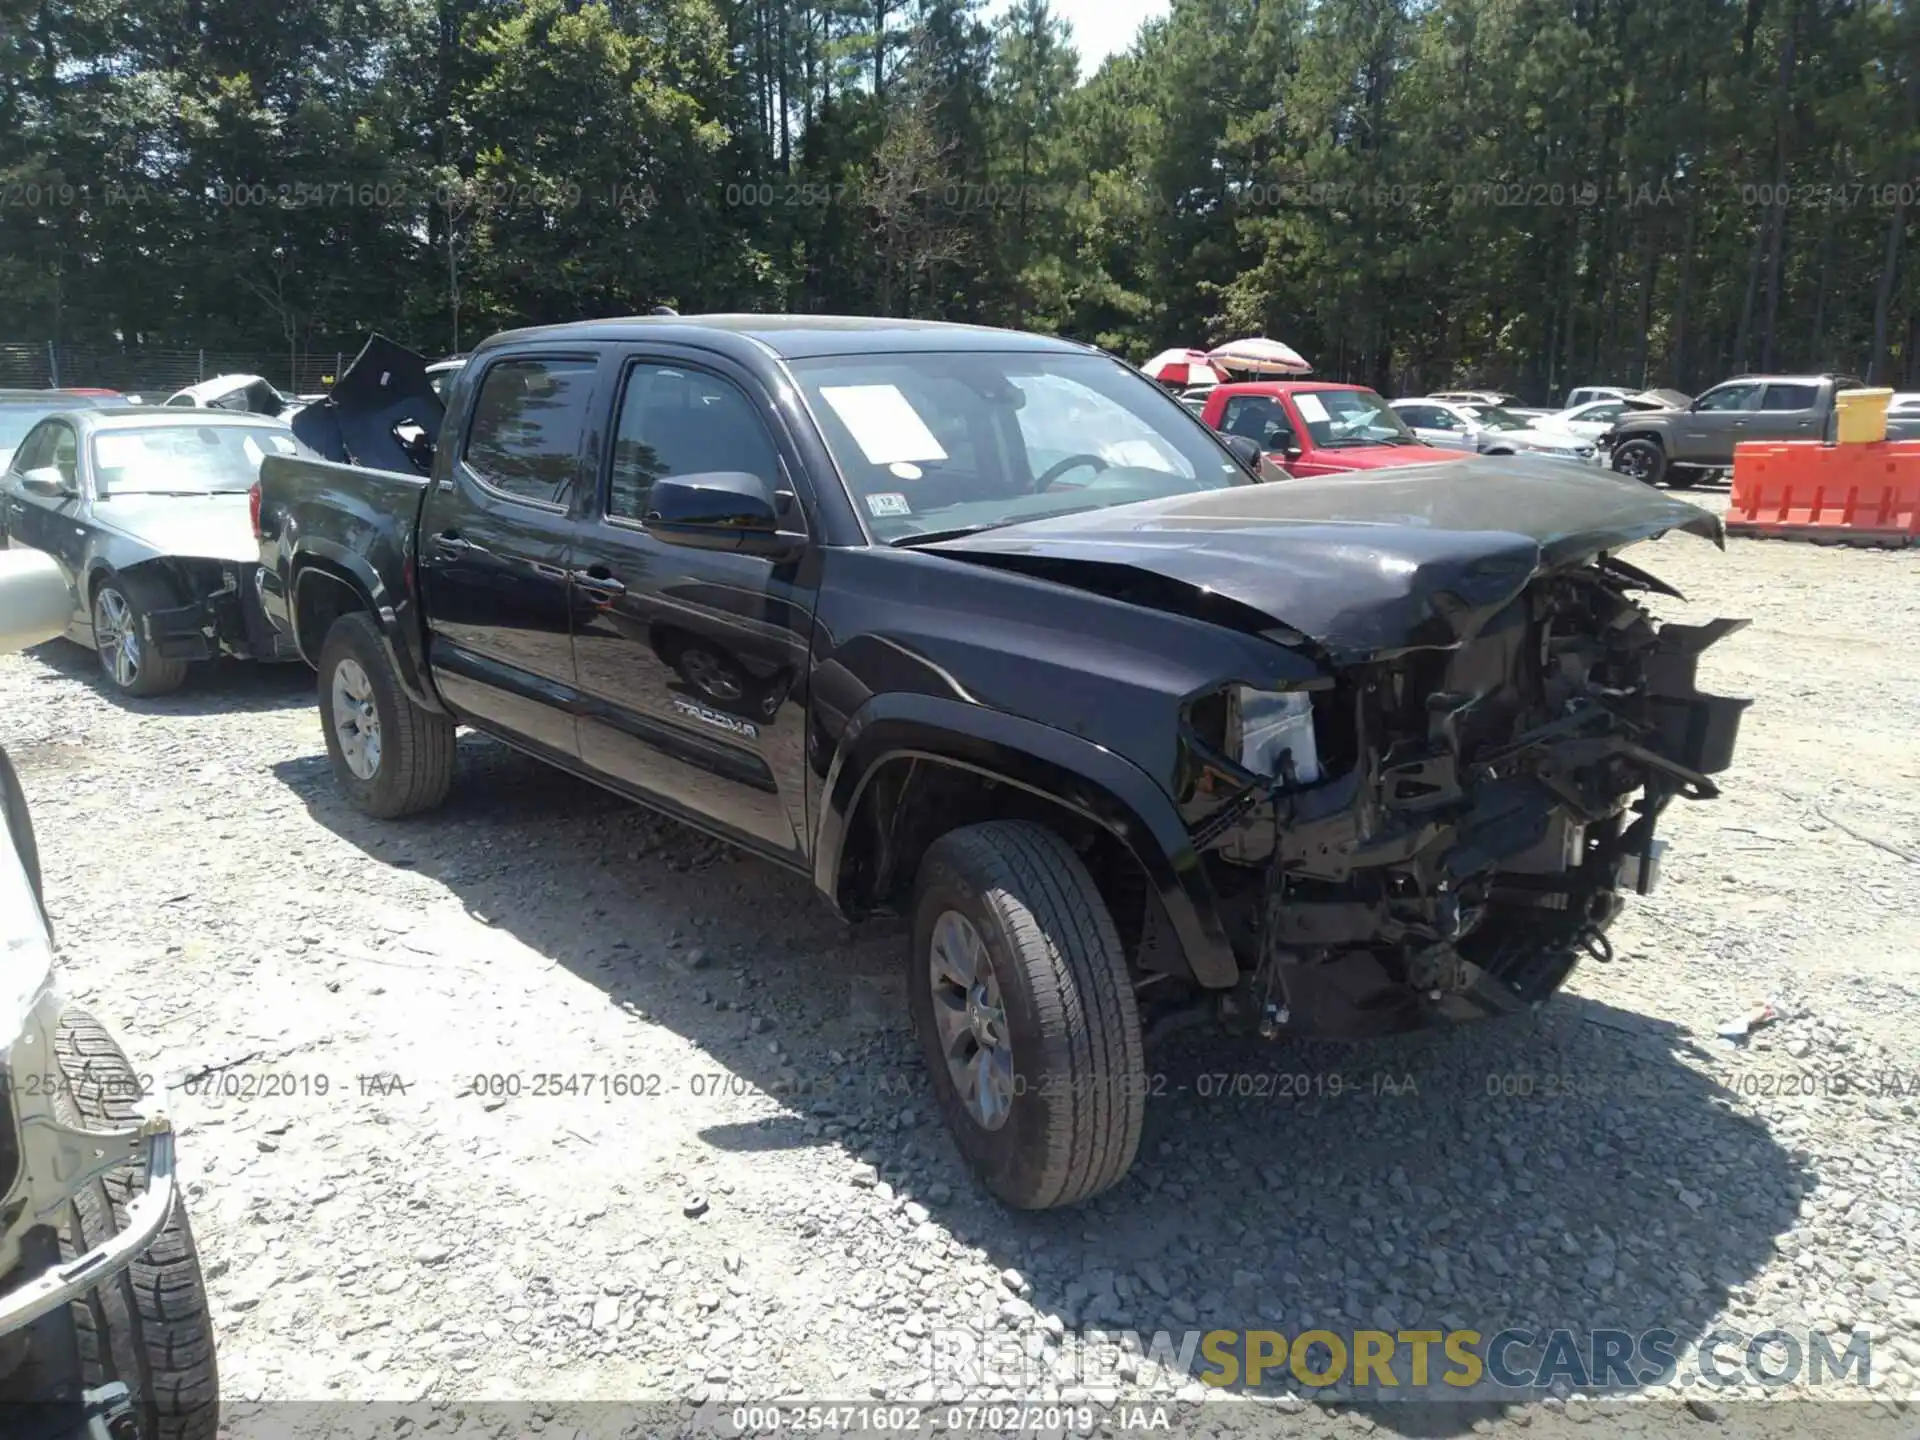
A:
[1142,348,1228,387]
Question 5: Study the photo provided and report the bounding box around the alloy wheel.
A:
[928,910,1016,1130]
[93,588,140,689]
[331,657,383,780]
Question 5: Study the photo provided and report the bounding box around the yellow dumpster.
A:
[1834,387,1894,444]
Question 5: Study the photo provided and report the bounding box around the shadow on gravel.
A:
[24,638,313,714]
[276,737,1810,1437]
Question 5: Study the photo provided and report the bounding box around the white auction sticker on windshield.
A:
[865,492,912,518]
[1293,392,1330,423]
[819,385,948,466]
[92,435,149,468]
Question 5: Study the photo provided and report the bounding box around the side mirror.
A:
[644,471,805,558]
[1221,434,1263,471]
[19,466,74,498]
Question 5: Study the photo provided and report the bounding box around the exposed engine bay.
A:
[1181,555,1751,1037]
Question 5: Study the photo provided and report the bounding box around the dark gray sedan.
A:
[1,407,308,696]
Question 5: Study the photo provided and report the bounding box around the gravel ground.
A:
[3,506,1918,1438]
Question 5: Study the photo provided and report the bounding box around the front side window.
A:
[607,364,781,522]
[91,424,301,496]
[790,350,1245,544]
[1695,383,1760,413]
[1220,396,1294,449]
[5,417,59,471]
[1466,405,1530,432]
[463,357,596,506]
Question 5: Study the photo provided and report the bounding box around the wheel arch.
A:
[289,546,444,712]
[817,694,1239,989]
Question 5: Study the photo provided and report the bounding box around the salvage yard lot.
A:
[3,505,1918,1434]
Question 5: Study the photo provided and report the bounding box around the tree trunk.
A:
[1868,190,1906,383]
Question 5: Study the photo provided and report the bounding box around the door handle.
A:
[432,531,480,555]
[572,565,626,598]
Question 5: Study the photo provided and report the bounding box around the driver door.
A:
[568,352,818,863]
[2,420,88,634]
[1675,381,1761,464]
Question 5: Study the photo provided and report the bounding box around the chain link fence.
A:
[0,342,357,398]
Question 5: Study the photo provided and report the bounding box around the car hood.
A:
[923,458,1721,662]
[95,493,259,564]
[1305,445,1471,471]
[1509,425,1591,449]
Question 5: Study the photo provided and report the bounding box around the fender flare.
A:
[287,540,443,712]
[816,692,1240,989]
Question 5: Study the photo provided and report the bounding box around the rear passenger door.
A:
[568,352,818,862]
[417,351,601,761]
[1753,382,1823,443]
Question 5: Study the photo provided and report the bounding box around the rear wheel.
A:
[22,1011,219,1440]
[90,575,188,699]
[317,612,455,818]
[910,821,1145,1210]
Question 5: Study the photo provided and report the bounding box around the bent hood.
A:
[95,493,259,565]
[924,457,1721,662]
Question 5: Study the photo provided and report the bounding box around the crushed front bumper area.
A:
[0,1123,174,1335]
[1188,564,1750,1037]
[144,563,300,663]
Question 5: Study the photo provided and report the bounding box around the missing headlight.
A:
[1232,686,1320,786]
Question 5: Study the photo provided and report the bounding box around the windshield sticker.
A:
[1100,439,1173,470]
[889,461,923,480]
[819,385,948,466]
[1293,392,1330,423]
[865,491,912,518]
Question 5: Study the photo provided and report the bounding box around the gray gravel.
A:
[3,511,1917,1437]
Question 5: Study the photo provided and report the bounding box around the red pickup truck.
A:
[1199,381,1468,477]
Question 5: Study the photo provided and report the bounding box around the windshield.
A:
[92,424,303,495]
[1462,405,1530,432]
[789,350,1248,543]
[1292,389,1418,447]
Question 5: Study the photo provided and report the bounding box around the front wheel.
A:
[910,821,1145,1210]
[317,612,455,818]
[1611,438,1667,487]
[90,576,188,698]
[22,1011,220,1439]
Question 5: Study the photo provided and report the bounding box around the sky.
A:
[986,0,1170,74]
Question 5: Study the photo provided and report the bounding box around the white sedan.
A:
[1542,397,1635,442]
[1390,398,1597,461]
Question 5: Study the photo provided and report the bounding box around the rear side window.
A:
[1759,383,1818,411]
[463,357,596,506]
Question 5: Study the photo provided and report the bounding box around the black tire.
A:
[90,574,189,699]
[31,1010,219,1440]
[1610,437,1667,487]
[910,821,1145,1210]
[317,612,455,818]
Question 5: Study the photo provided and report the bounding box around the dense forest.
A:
[2,0,1917,399]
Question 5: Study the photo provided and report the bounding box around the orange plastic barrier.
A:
[1727,440,1920,547]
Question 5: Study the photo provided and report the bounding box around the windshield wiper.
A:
[891,525,1005,547]
[890,504,1106,547]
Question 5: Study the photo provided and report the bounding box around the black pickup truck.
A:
[254,315,1750,1209]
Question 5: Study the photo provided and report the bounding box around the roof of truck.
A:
[481,314,1096,361]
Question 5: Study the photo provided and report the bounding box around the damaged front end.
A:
[1181,558,1750,1038]
[141,560,300,664]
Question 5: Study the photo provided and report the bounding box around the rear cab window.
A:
[461,356,598,508]
[1758,383,1819,411]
